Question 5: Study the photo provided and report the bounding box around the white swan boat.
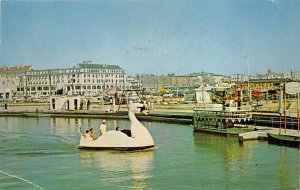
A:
[78,110,155,150]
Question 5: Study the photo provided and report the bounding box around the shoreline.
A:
[0,103,299,127]
[0,104,194,124]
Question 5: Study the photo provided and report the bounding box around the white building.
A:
[195,86,212,104]
[256,69,300,81]
[285,71,300,81]
[230,74,249,83]
[0,65,33,99]
[0,77,18,100]
[126,76,141,89]
[0,62,127,99]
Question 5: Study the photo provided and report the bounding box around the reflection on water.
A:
[193,133,254,183]
[279,147,289,189]
[193,132,300,189]
[80,150,154,189]
[50,117,82,136]
[278,146,300,189]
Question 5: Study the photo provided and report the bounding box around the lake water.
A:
[0,116,299,190]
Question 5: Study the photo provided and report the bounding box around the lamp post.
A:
[5,75,8,100]
[244,56,251,104]
[48,69,52,96]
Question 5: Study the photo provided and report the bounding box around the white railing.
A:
[194,104,252,112]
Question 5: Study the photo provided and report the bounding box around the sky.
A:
[1,0,300,76]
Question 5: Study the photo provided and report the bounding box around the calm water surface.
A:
[0,116,299,190]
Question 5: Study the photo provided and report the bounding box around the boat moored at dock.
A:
[193,100,254,135]
[267,132,300,148]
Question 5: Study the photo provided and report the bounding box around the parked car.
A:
[179,101,189,104]
[163,93,174,98]
[32,98,40,103]
[13,97,23,102]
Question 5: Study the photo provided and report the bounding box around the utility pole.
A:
[245,56,252,104]
[18,75,21,97]
[84,60,87,96]
[5,74,8,100]
[25,71,28,97]
[48,69,52,96]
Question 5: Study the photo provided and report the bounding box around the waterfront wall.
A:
[0,103,299,128]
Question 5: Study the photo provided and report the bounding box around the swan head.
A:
[128,102,144,112]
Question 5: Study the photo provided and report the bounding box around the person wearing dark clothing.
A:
[87,99,91,110]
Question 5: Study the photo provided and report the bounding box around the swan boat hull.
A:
[78,145,155,151]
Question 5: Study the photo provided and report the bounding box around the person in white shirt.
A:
[99,120,107,135]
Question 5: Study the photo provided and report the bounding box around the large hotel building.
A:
[0,61,127,99]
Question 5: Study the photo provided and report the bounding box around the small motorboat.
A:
[267,133,299,148]
[78,109,155,150]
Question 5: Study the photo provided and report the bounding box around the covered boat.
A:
[193,101,253,133]
[78,110,155,150]
[267,133,300,148]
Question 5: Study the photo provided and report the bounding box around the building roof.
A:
[76,63,122,70]
[0,65,33,73]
